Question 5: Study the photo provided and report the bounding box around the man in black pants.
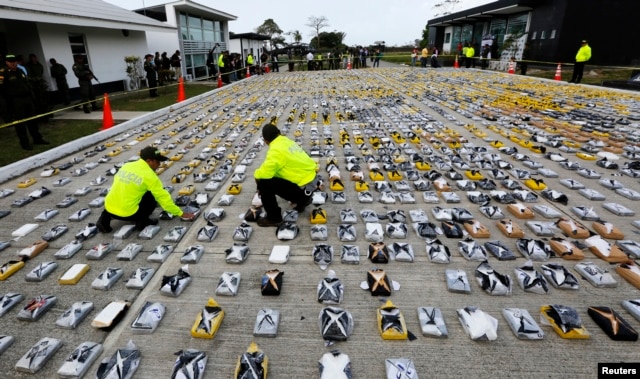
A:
[72,54,100,113]
[97,146,196,232]
[253,124,317,226]
[0,54,49,150]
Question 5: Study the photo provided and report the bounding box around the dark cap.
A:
[140,146,168,161]
[5,54,17,62]
[262,124,280,142]
[145,54,153,59]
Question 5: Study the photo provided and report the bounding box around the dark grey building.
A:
[427,0,640,66]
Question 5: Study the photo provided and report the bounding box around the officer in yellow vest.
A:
[465,43,476,68]
[254,124,317,226]
[96,146,196,232]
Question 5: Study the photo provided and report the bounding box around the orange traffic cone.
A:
[101,93,114,130]
[508,61,515,74]
[177,77,186,102]
[454,55,460,69]
[265,64,270,74]
[246,66,251,78]
[347,59,352,70]
[554,63,562,81]
[217,72,223,88]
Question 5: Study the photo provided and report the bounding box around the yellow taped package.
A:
[227,184,242,195]
[59,263,90,285]
[0,260,25,281]
[377,300,408,340]
[191,298,225,339]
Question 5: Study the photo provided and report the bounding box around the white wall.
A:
[229,39,265,61]
[443,26,453,54]
[145,30,181,59]
[37,23,148,89]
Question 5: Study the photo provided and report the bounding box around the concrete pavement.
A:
[1,67,640,378]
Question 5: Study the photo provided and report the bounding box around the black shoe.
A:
[567,80,575,83]
[34,139,50,145]
[257,217,282,227]
[21,143,33,151]
[294,195,313,213]
[96,215,113,233]
[84,108,91,114]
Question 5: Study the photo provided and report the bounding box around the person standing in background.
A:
[465,43,476,68]
[72,54,100,114]
[160,52,171,83]
[143,54,158,98]
[520,42,531,75]
[0,54,49,150]
[410,47,418,67]
[420,46,428,67]
[26,54,49,119]
[170,50,181,79]
[568,40,591,84]
[49,58,70,105]
[481,44,490,69]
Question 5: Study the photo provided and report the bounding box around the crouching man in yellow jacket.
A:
[96,146,196,232]
[253,124,317,226]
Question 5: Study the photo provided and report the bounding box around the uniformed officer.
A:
[49,58,70,105]
[72,54,100,113]
[0,54,49,150]
[96,146,197,233]
[143,54,158,98]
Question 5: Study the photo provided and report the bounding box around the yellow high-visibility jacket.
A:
[576,45,592,62]
[218,54,224,68]
[105,159,182,217]
[254,135,316,186]
[466,47,475,58]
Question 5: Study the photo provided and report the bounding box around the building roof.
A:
[0,0,175,32]
[428,0,536,27]
[134,0,237,21]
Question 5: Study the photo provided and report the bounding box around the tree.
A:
[286,30,303,43]
[310,31,346,51]
[256,19,284,49]
[419,24,429,48]
[306,16,329,49]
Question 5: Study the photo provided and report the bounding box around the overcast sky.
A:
[104,0,493,46]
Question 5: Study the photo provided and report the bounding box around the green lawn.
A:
[0,82,216,166]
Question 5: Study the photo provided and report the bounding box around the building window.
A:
[550,29,556,39]
[188,15,203,41]
[531,31,537,40]
[540,30,546,39]
[179,13,188,40]
[445,33,451,43]
[68,33,89,65]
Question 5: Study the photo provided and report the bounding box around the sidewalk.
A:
[53,109,149,120]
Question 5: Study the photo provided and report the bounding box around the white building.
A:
[0,0,175,94]
[133,0,237,80]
